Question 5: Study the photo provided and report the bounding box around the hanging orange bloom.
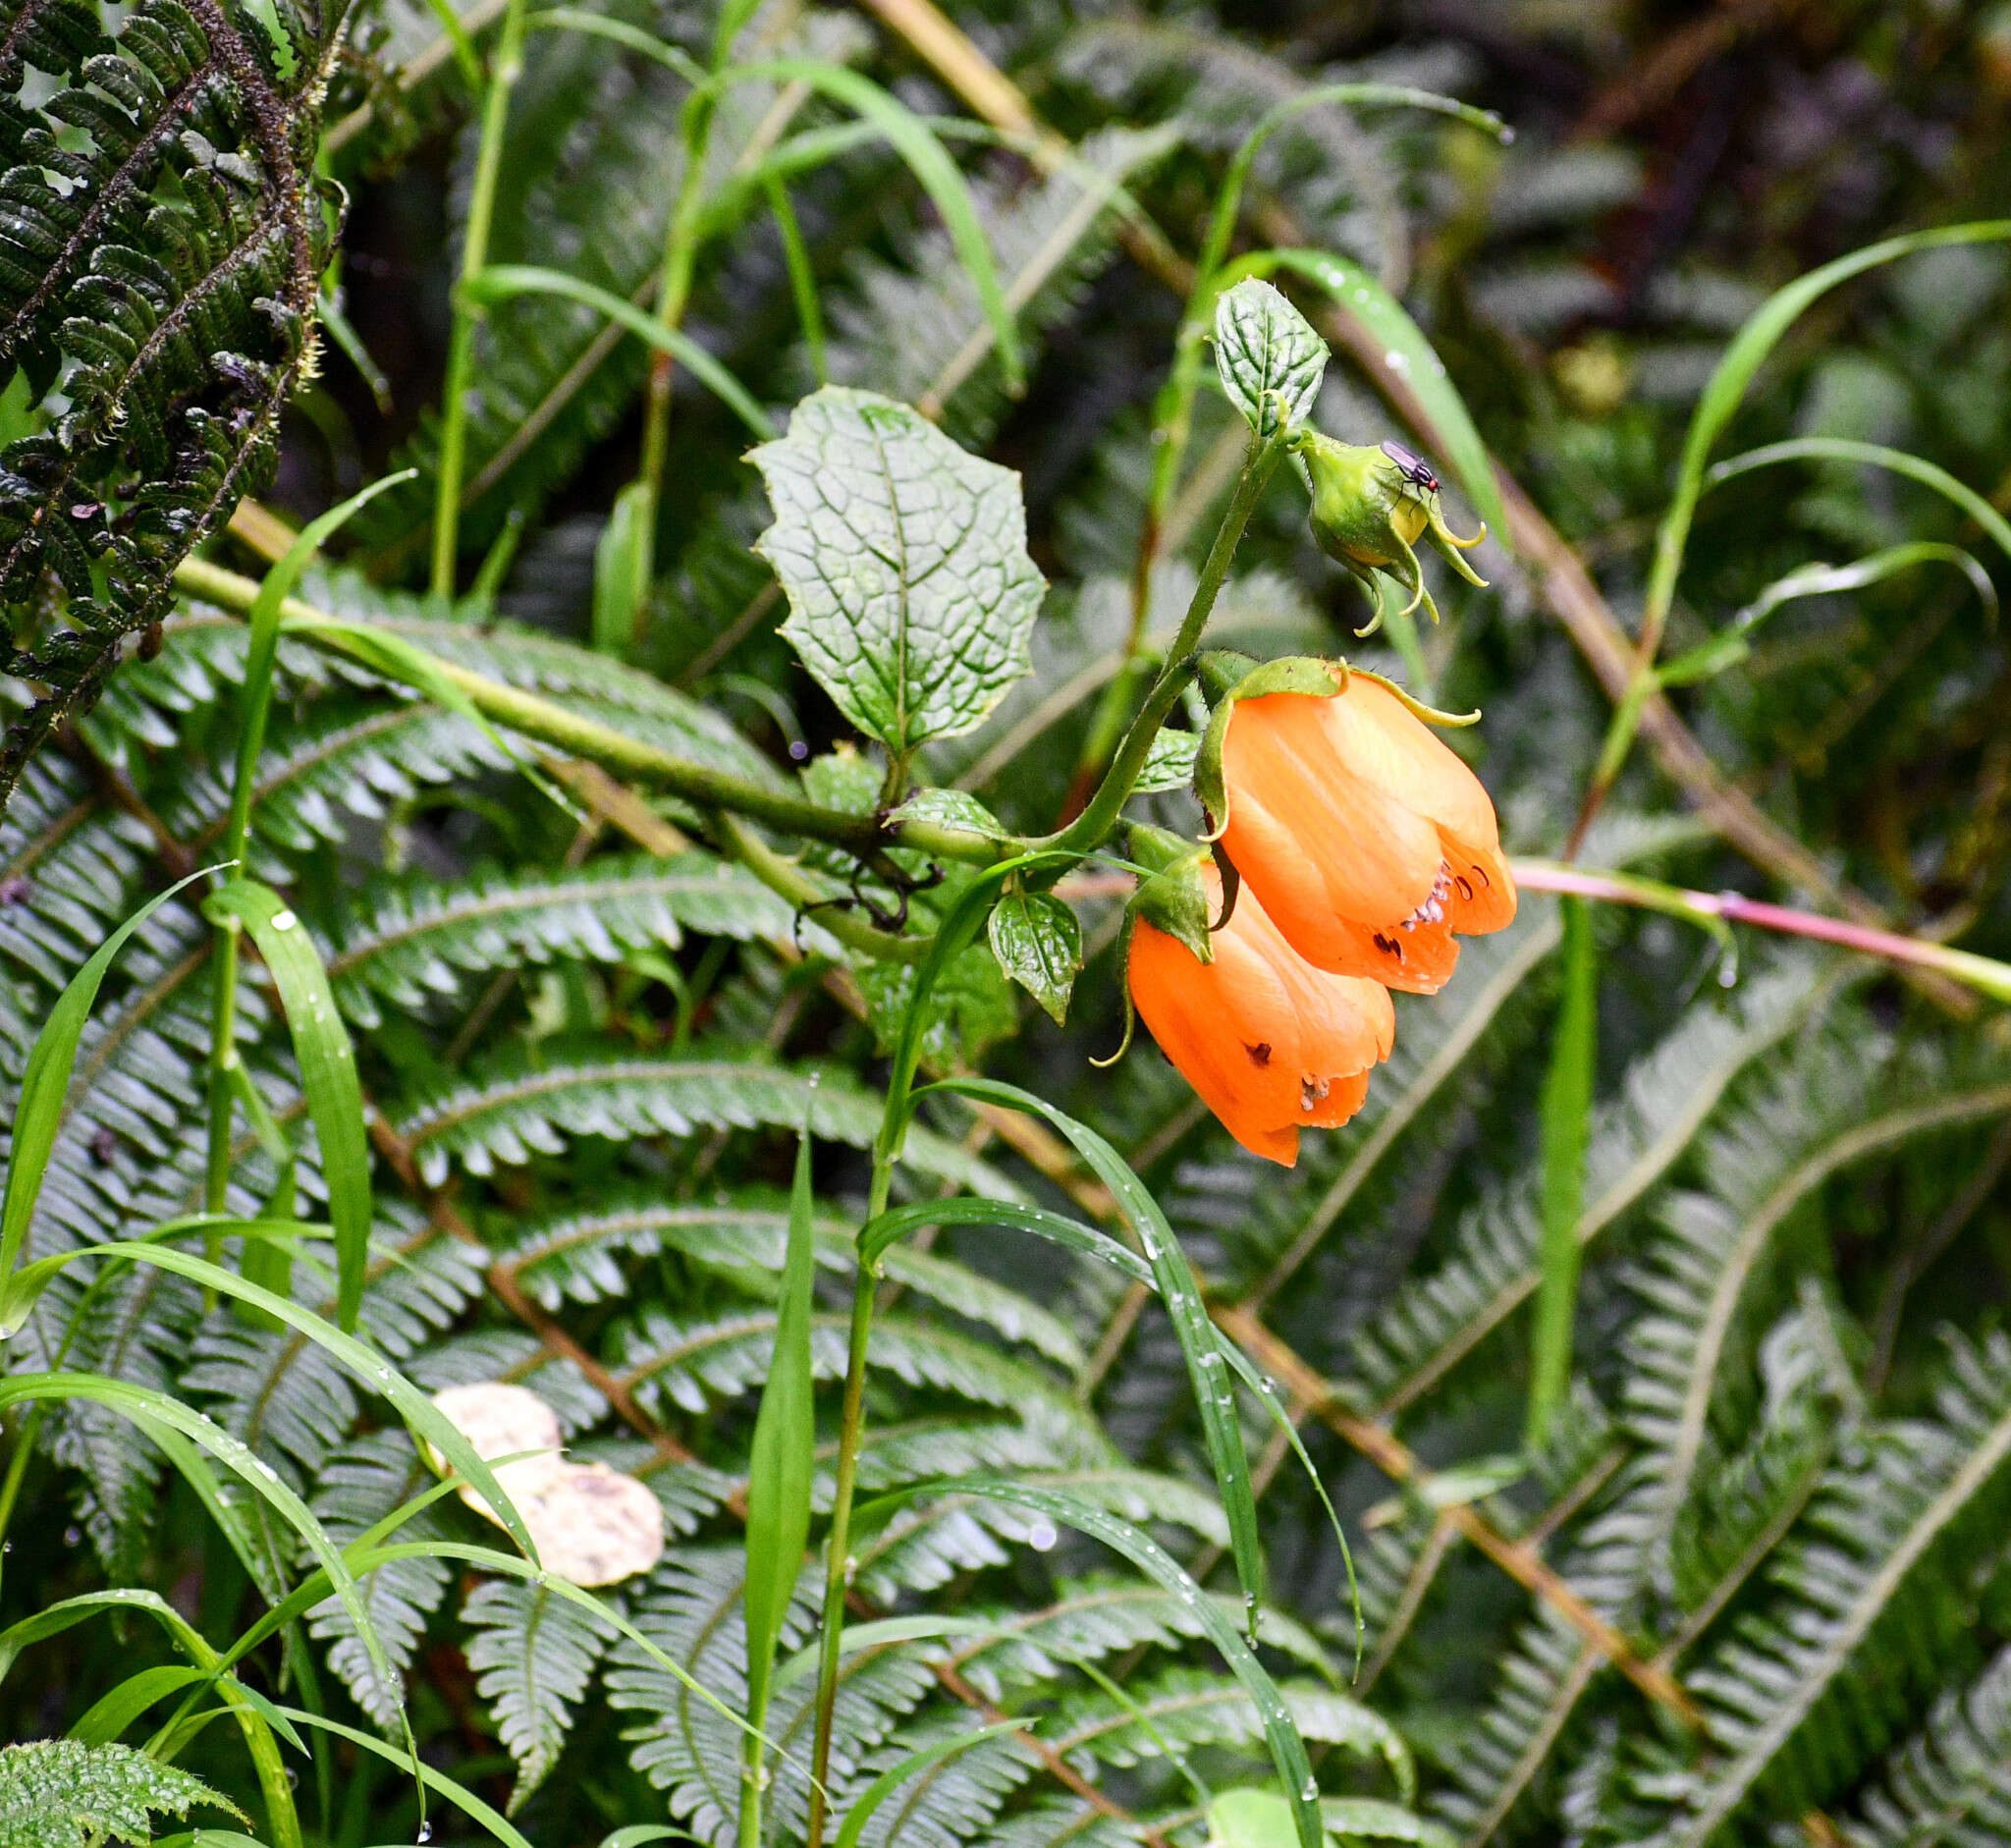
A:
[1128,867,1395,1167]
[1216,677,1516,994]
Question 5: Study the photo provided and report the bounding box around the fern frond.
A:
[1611,1021,2011,1605]
[464,1573,617,1810]
[392,1041,1022,1194]
[1349,955,1829,1415]
[327,853,793,1026]
[1052,1665,1411,1791]
[1839,1646,2011,1848]
[1658,1331,2011,1843]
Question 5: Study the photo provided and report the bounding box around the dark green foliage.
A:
[0,0,353,795]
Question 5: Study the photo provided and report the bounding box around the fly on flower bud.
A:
[1291,430,1489,633]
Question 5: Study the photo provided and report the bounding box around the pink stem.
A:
[1511,860,2011,1002]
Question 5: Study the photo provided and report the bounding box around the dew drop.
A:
[1027,1518,1058,1553]
[416,1825,433,1845]
[270,909,298,932]
[1301,1776,1319,1803]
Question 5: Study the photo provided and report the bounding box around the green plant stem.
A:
[0,1406,40,1549]
[173,558,1004,873]
[429,0,532,599]
[623,58,731,643]
[802,1196,885,1848]
[1046,433,1283,857]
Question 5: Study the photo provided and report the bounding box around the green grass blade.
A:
[203,881,372,1333]
[739,1123,819,1846]
[726,60,1022,392]
[1641,219,2011,648]
[1704,437,2011,570]
[1527,895,1596,1446]
[224,470,416,867]
[859,1199,1151,1281]
[835,1718,1032,1848]
[0,864,217,1281]
[462,266,777,438]
[922,1076,1270,1636]
[857,1477,1323,1848]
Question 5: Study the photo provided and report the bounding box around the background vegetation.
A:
[3,1,2011,1845]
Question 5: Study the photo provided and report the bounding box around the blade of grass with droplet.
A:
[204,880,371,1333]
[0,864,219,1282]
[921,1076,1269,1633]
[1528,895,1596,1446]
[856,1477,1323,1848]
[740,1122,819,1848]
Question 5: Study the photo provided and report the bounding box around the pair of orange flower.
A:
[1130,678,1515,1166]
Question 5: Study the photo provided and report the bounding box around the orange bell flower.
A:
[1128,868,1395,1167]
[1216,676,1515,994]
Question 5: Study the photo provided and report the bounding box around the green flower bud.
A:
[1293,431,1490,633]
[1124,822,1218,964]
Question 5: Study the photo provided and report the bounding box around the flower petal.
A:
[1322,679,1501,849]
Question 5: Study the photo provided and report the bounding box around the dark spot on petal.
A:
[1246,1042,1272,1066]
[1455,875,1474,901]
[1373,932,1402,958]
[1475,865,1491,887]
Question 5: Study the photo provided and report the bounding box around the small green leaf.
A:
[988,893,1083,1024]
[1213,278,1329,441]
[593,483,651,657]
[740,1124,818,1821]
[1134,726,1201,795]
[0,1739,245,1848]
[203,879,373,1333]
[892,787,1010,840]
[751,387,1047,756]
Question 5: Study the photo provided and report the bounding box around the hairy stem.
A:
[429,0,531,598]
[1046,433,1282,856]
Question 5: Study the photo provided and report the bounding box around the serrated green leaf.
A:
[751,387,1047,756]
[988,894,1083,1024]
[1213,278,1329,441]
[1134,727,1201,795]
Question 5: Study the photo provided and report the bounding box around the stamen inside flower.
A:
[1399,863,1453,932]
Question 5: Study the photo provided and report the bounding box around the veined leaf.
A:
[988,894,1083,1025]
[751,387,1048,757]
[1213,277,1328,440]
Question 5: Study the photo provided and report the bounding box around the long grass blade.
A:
[0,865,217,1282]
[204,881,372,1333]
[923,1076,1270,1636]
[1528,895,1596,1445]
[739,1121,819,1848]
[857,1477,1323,1848]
